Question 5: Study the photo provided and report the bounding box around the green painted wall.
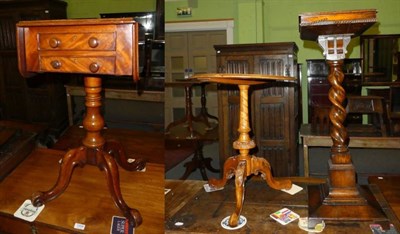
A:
[65,0,156,19]
[64,0,400,122]
[165,0,400,122]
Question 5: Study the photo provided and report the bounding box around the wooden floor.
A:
[0,137,164,233]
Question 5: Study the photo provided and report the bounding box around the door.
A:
[164,30,226,127]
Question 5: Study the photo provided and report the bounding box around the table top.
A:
[165,177,398,233]
[190,73,296,85]
[299,9,377,41]
[0,148,164,234]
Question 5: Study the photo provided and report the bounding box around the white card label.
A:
[74,223,86,230]
[203,183,224,193]
[13,199,45,222]
[281,184,303,195]
[165,188,171,195]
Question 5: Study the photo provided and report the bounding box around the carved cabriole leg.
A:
[209,156,239,188]
[100,149,142,227]
[105,139,146,171]
[229,161,246,227]
[251,157,292,190]
[31,147,87,206]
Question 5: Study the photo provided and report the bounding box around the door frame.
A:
[165,19,234,44]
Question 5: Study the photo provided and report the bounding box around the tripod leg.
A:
[229,160,246,227]
[208,156,238,189]
[105,140,146,171]
[251,156,292,190]
[32,147,87,207]
[100,150,142,227]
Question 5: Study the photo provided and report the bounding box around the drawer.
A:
[39,33,116,51]
[17,19,139,79]
[40,56,116,74]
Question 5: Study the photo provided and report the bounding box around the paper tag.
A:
[165,188,171,195]
[13,199,45,222]
[203,183,224,193]
[74,223,86,230]
[281,184,303,195]
[110,216,135,234]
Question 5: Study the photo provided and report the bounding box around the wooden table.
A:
[190,73,293,227]
[165,123,219,180]
[165,79,219,180]
[165,79,218,136]
[165,178,398,233]
[16,18,146,226]
[300,124,400,177]
[0,148,164,234]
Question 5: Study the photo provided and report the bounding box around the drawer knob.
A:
[89,62,100,73]
[88,37,99,48]
[51,60,61,69]
[49,38,61,48]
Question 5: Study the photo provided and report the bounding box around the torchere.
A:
[299,9,385,220]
